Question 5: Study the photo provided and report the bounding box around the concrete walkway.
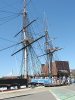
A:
[50,85,75,100]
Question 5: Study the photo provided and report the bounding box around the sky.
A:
[0,0,75,76]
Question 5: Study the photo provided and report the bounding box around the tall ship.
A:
[0,0,70,89]
[0,0,48,89]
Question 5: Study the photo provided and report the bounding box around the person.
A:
[62,76,66,84]
[59,76,62,84]
[67,77,71,85]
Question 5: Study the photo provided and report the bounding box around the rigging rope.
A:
[28,45,41,76]
[0,0,22,11]
[0,14,21,26]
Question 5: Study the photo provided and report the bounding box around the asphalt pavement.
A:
[0,86,56,100]
[0,84,75,100]
[3,91,56,100]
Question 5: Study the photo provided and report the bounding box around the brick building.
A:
[41,64,48,76]
[41,61,70,77]
[52,61,70,77]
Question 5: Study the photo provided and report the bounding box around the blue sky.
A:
[0,0,75,76]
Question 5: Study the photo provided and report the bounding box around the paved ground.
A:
[50,84,75,100]
[0,84,75,100]
[3,91,56,100]
[0,86,56,100]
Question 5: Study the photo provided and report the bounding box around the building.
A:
[52,61,70,77]
[70,69,75,83]
[41,64,48,76]
[41,61,70,77]
[70,69,75,78]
